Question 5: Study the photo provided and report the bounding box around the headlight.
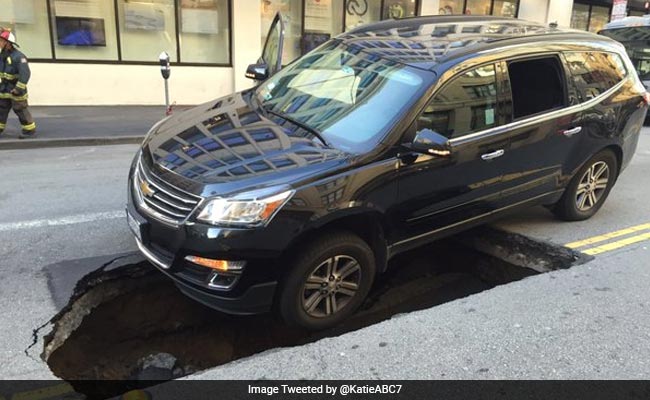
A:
[197,187,294,227]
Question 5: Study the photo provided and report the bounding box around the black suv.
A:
[127,16,647,330]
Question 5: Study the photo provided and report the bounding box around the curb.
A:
[0,135,144,150]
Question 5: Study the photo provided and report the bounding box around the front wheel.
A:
[553,149,618,221]
[277,231,376,330]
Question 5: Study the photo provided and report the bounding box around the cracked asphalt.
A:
[0,145,138,379]
[0,131,649,380]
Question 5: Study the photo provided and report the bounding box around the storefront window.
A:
[303,0,344,54]
[589,5,609,33]
[345,0,382,30]
[438,0,464,15]
[261,0,303,65]
[492,0,517,17]
[383,0,417,19]
[177,0,230,64]
[0,0,52,58]
[465,0,492,15]
[571,3,590,31]
[117,0,178,62]
[49,0,119,60]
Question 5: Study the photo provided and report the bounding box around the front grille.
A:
[135,161,202,224]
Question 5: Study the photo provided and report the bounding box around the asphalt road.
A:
[0,145,138,379]
[0,132,648,380]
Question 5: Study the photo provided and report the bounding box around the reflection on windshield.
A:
[256,40,428,153]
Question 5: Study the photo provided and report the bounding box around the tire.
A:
[553,149,618,221]
[277,231,376,330]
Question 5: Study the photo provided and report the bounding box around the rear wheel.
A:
[553,149,618,221]
[277,231,376,330]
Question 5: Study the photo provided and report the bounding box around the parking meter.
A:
[159,52,172,115]
[159,51,171,79]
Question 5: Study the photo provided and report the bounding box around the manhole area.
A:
[42,227,587,398]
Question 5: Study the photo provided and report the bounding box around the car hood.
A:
[141,91,351,197]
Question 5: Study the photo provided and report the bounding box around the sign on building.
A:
[611,0,628,21]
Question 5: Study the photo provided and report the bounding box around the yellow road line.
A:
[11,384,74,400]
[565,223,650,249]
[583,232,650,255]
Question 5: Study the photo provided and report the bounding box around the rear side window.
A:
[418,64,497,139]
[505,56,567,120]
[564,52,628,102]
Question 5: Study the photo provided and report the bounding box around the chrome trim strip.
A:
[406,192,500,224]
[133,170,182,227]
[140,158,203,200]
[208,272,240,290]
[136,238,171,270]
[133,158,205,226]
[142,196,187,218]
[141,167,200,204]
[152,193,193,212]
[448,76,628,146]
[391,191,562,248]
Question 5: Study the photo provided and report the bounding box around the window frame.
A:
[501,53,570,123]
[31,0,233,67]
[414,61,504,140]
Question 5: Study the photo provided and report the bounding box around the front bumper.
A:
[126,180,281,315]
[136,234,277,315]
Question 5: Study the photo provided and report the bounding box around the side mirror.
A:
[406,129,452,157]
[245,63,269,81]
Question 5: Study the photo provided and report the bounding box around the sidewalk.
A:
[0,106,188,150]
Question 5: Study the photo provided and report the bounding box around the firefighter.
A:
[0,28,36,139]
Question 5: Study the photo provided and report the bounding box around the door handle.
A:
[481,149,505,161]
[562,126,582,137]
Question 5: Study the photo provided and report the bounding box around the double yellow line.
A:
[565,223,650,255]
[2,383,75,400]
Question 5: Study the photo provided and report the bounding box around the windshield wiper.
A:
[265,109,330,147]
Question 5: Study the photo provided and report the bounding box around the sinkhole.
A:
[40,226,589,399]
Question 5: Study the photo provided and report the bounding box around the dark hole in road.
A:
[42,227,589,398]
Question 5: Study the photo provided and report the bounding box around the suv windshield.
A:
[255,40,430,153]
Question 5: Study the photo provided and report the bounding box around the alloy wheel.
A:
[575,161,610,212]
[301,255,361,318]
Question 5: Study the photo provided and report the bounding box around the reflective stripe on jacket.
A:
[0,48,31,97]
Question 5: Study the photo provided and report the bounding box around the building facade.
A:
[0,0,646,105]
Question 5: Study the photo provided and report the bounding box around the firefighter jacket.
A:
[0,47,31,101]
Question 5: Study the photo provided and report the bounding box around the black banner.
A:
[1,380,649,400]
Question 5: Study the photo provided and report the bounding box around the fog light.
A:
[184,256,246,272]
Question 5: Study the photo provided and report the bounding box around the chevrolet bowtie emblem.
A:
[140,180,155,198]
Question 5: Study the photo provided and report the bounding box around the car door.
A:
[392,62,513,254]
[246,12,285,81]
[496,54,584,205]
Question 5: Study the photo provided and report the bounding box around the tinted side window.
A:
[418,64,497,139]
[505,56,567,120]
[564,52,628,102]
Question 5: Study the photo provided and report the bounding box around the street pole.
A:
[164,79,170,116]
[159,51,172,116]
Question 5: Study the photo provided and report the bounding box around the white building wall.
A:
[420,0,441,15]
[517,0,574,26]
[232,0,262,92]
[517,0,551,24]
[29,64,234,106]
[547,0,574,28]
[28,0,261,106]
[26,0,575,106]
